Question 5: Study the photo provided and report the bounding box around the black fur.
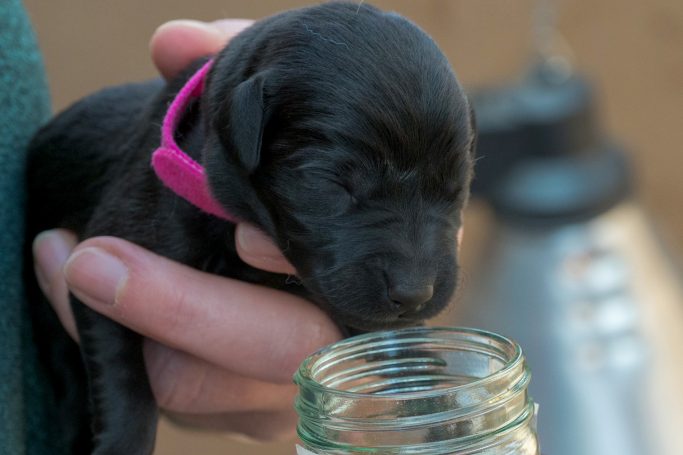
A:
[25,3,475,454]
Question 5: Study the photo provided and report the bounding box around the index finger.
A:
[63,237,342,384]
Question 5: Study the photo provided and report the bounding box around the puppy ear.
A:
[220,73,269,173]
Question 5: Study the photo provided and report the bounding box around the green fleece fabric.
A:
[0,1,68,454]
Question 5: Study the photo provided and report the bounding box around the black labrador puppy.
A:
[25,2,475,454]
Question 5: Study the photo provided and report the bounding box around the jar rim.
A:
[294,326,524,400]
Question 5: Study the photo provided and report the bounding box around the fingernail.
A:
[236,225,281,258]
[158,19,218,32]
[64,247,128,306]
[33,230,73,294]
[209,19,255,33]
[160,19,253,39]
[152,19,225,44]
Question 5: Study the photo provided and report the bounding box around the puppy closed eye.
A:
[335,181,359,205]
[299,179,358,217]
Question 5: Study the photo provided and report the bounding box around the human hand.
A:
[31,19,342,442]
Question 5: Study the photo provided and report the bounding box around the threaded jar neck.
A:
[294,327,539,454]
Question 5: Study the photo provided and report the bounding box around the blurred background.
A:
[23,0,682,454]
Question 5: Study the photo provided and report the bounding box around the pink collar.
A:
[151,59,237,222]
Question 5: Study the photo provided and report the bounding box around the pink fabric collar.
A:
[151,59,237,222]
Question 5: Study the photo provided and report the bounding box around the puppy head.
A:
[205,3,475,330]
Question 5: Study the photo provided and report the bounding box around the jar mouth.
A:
[295,326,523,400]
[294,327,535,453]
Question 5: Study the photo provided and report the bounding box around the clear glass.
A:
[294,327,539,454]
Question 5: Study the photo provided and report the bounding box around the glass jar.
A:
[294,327,539,454]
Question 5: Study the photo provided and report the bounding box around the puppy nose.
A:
[388,284,434,313]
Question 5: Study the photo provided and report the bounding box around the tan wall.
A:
[22,1,683,454]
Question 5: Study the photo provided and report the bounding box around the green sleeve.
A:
[0,1,68,454]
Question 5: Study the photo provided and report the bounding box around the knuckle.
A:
[116,268,201,336]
